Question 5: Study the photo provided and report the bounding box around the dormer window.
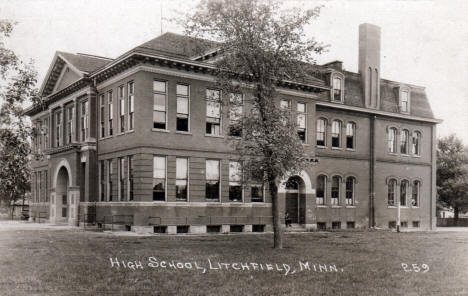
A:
[398,86,410,113]
[331,74,344,102]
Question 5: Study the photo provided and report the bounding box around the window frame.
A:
[205,89,222,136]
[153,80,168,130]
[316,175,327,205]
[205,159,221,201]
[345,122,356,150]
[229,161,243,202]
[400,89,410,113]
[228,92,243,137]
[99,94,105,138]
[118,85,125,133]
[316,118,327,147]
[388,127,397,153]
[388,179,397,206]
[55,111,62,147]
[107,159,113,202]
[331,120,342,148]
[296,102,307,143]
[332,75,344,102]
[80,100,88,142]
[400,180,408,207]
[128,155,134,201]
[345,176,355,206]
[412,180,420,207]
[412,131,421,156]
[128,81,135,131]
[400,129,410,155]
[152,155,167,201]
[176,83,190,132]
[176,157,189,201]
[331,175,341,205]
[108,90,113,136]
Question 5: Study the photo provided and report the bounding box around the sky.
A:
[1,0,467,144]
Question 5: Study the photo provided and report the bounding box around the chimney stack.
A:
[359,23,381,109]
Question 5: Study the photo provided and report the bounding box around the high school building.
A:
[26,24,440,233]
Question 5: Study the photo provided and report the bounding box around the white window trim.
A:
[153,80,168,131]
[176,83,191,132]
[331,73,345,103]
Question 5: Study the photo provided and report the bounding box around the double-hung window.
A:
[206,89,221,136]
[412,181,420,207]
[100,160,105,202]
[388,179,396,206]
[297,103,306,142]
[412,131,421,156]
[333,77,342,102]
[99,94,105,138]
[176,157,188,201]
[400,180,408,206]
[107,160,113,202]
[80,101,88,141]
[346,122,355,149]
[153,80,167,129]
[55,111,62,147]
[229,161,242,202]
[128,156,134,201]
[345,177,355,205]
[176,84,190,132]
[108,90,113,136]
[388,128,397,153]
[331,176,341,205]
[128,82,134,131]
[66,106,74,144]
[119,157,126,201]
[153,156,166,201]
[229,93,243,137]
[119,85,125,133]
[401,129,409,154]
[316,175,326,205]
[331,120,341,148]
[400,90,409,113]
[205,159,220,200]
[316,118,326,146]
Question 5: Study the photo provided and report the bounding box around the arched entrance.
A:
[285,176,306,224]
[55,166,69,223]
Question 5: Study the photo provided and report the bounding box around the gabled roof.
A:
[39,51,112,97]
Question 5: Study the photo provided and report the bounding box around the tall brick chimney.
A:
[359,23,381,109]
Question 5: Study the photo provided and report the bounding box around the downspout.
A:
[369,115,376,228]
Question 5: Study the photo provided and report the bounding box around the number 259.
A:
[401,263,429,273]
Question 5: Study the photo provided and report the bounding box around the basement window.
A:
[230,225,244,232]
[252,225,265,232]
[177,225,189,234]
[153,226,167,234]
[207,225,221,233]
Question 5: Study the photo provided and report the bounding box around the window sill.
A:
[345,148,356,152]
[301,143,309,146]
[152,128,170,133]
[345,206,356,208]
[401,154,410,157]
[331,147,343,150]
[331,100,344,104]
[388,152,398,156]
[151,200,167,202]
[316,205,327,208]
[116,130,134,137]
[411,206,420,209]
[205,134,224,138]
[175,131,192,135]
[205,199,220,202]
[316,145,327,149]
[412,155,421,158]
[387,205,397,208]
[331,205,342,208]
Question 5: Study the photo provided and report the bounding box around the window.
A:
[108,90,113,136]
[100,160,105,202]
[176,84,190,132]
[388,127,397,153]
[388,221,396,229]
[43,118,49,149]
[346,221,355,229]
[44,171,48,202]
[38,171,42,202]
[388,179,396,206]
[331,176,341,205]
[316,118,326,146]
[333,77,342,101]
[176,157,188,201]
[280,99,291,110]
[100,94,105,138]
[153,156,166,201]
[400,90,409,113]
[80,101,88,141]
[412,221,420,228]
[297,103,306,142]
[412,131,421,156]
[66,106,74,144]
[119,85,125,133]
[119,157,126,201]
[128,156,134,201]
[400,180,408,206]
[251,169,264,203]
[345,177,355,205]
[206,89,221,136]
[400,129,409,154]
[316,175,326,205]
[401,221,408,228]
[346,122,355,149]
[412,181,420,207]
[228,93,243,137]
[107,160,113,201]
[128,82,134,131]
[332,221,341,229]
[55,111,61,147]
[205,159,220,200]
[331,120,341,148]
[229,161,242,202]
[153,80,167,129]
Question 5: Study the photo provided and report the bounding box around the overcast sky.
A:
[1,0,467,144]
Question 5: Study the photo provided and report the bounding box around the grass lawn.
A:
[0,222,467,296]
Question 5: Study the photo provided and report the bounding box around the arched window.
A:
[333,77,342,102]
[331,176,341,205]
[400,180,408,206]
[316,175,326,205]
[388,127,397,153]
[412,181,420,207]
[316,118,327,146]
[345,177,355,205]
[412,131,421,156]
[400,129,409,154]
[388,179,396,206]
[331,120,341,148]
[346,122,355,149]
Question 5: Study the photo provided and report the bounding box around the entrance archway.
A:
[55,166,69,222]
[285,176,306,224]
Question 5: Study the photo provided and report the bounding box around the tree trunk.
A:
[269,177,283,249]
[454,207,459,226]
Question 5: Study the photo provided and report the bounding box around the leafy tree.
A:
[184,0,326,248]
[437,134,468,223]
[0,20,37,218]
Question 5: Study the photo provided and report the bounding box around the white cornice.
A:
[316,101,442,124]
